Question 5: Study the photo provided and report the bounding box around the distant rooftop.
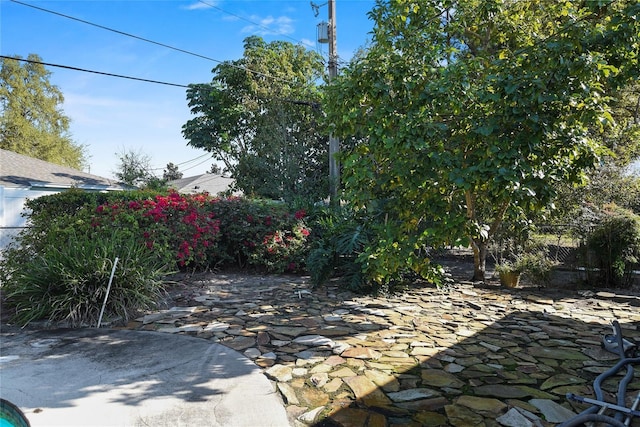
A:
[0,148,127,190]
[168,173,236,195]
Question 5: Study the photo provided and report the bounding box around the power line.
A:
[149,153,212,171]
[0,55,190,88]
[9,0,298,86]
[181,156,216,173]
[9,0,221,63]
[1,55,324,108]
[173,153,213,167]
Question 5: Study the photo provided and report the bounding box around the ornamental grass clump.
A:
[2,229,170,327]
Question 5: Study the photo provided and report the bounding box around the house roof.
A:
[0,148,127,190]
[168,173,236,195]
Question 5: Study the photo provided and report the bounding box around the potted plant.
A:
[495,259,523,288]
[495,250,557,288]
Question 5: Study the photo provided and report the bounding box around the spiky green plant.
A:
[2,228,171,327]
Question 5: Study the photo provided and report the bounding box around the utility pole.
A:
[327,0,339,206]
[313,0,340,206]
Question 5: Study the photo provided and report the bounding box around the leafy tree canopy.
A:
[114,148,158,188]
[546,80,640,225]
[0,54,86,169]
[163,162,183,181]
[183,36,327,202]
[208,163,223,174]
[324,0,640,282]
[604,82,640,166]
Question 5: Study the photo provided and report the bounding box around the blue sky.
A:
[1,0,376,179]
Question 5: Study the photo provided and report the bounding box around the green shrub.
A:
[2,228,171,327]
[306,204,449,293]
[495,250,557,285]
[1,190,314,327]
[306,206,386,292]
[207,197,311,273]
[585,204,640,288]
[26,188,162,219]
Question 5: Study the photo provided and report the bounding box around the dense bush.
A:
[26,187,161,220]
[305,205,445,293]
[306,206,370,291]
[584,204,640,288]
[206,197,310,272]
[93,191,221,270]
[0,190,312,326]
[1,229,169,326]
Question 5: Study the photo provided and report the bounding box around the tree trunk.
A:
[471,239,488,282]
[464,190,508,283]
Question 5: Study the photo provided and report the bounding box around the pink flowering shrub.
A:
[8,189,312,275]
[1,190,314,327]
[206,197,311,273]
[93,191,221,269]
[254,224,310,273]
[91,192,311,273]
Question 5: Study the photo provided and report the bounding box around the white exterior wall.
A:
[0,186,60,252]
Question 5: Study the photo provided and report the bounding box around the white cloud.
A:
[184,1,217,11]
[241,15,295,36]
[300,38,316,49]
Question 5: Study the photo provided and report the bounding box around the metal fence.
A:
[534,224,582,267]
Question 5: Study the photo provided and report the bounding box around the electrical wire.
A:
[148,153,212,171]
[4,1,617,115]
[180,156,217,173]
[152,155,215,177]
[0,55,324,109]
[8,0,299,86]
[172,153,213,167]
[0,55,190,88]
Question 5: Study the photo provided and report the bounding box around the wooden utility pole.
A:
[327,0,339,206]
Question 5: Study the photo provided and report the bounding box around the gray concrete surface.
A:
[0,328,290,426]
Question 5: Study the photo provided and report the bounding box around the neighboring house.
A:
[0,149,128,251]
[168,173,236,196]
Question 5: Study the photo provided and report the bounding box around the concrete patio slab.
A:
[0,328,290,426]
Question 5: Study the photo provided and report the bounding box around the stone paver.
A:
[126,273,640,426]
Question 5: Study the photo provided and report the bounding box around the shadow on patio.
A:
[307,300,640,426]
[68,271,640,426]
[151,270,640,426]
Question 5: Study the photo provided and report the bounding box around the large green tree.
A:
[545,79,640,228]
[163,162,183,181]
[552,82,640,222]
[324,0,640,282]
[605,82,640,166]
[114,148,155,188]
[0,54,85,169]
[183,36,327,202]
